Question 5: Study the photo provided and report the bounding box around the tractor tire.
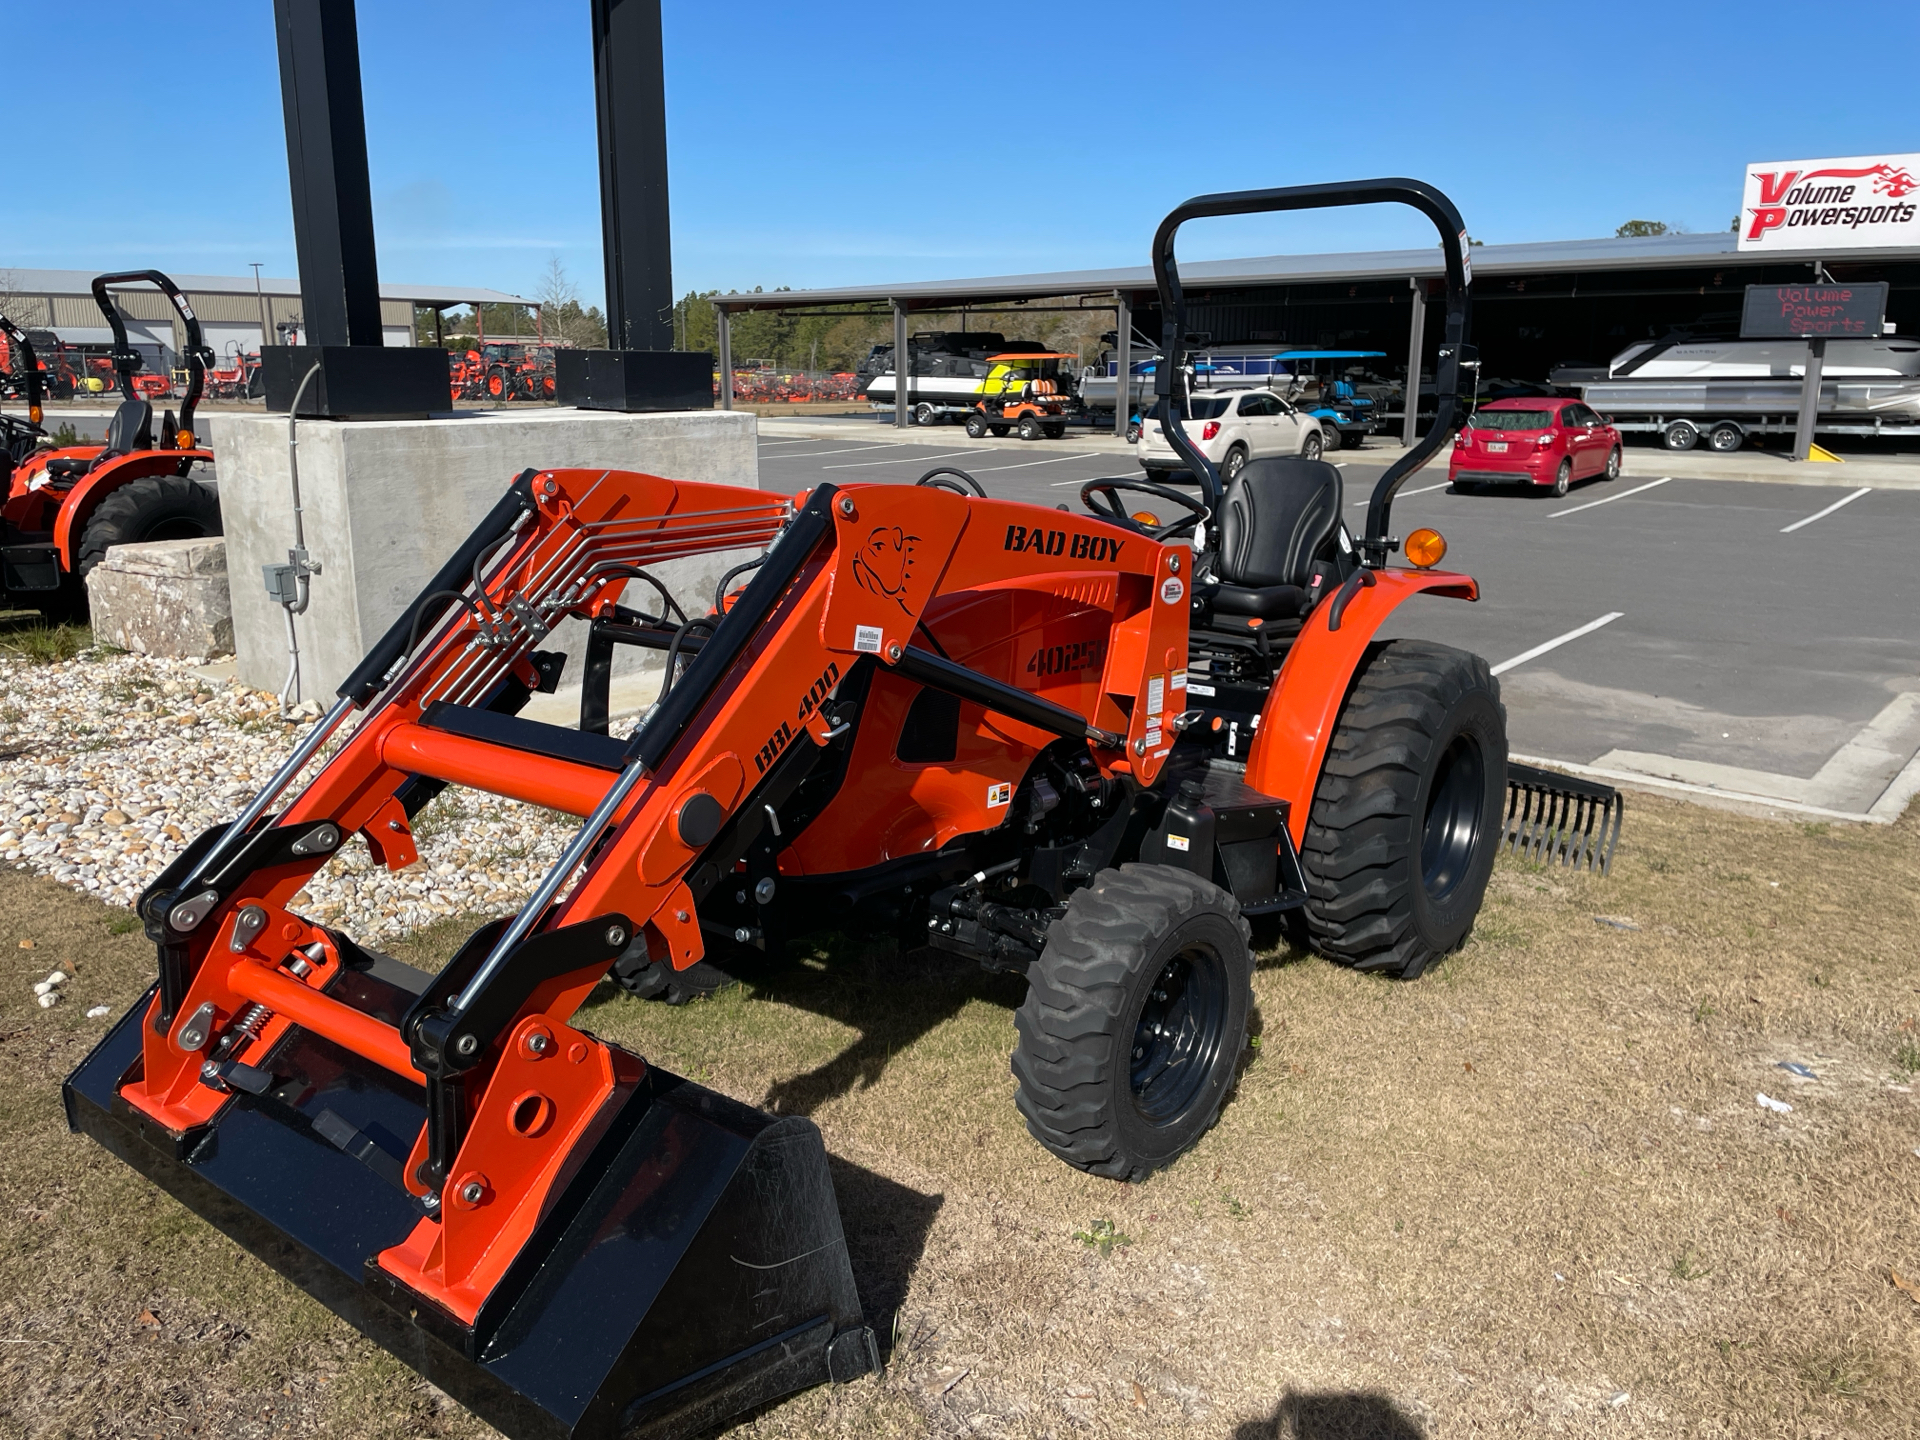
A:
[1012,864,1252,1181]
[965,412,989,438]
[1297,640,1507,980]
[612,952,739,1006]
[75,476,223,582]
[1017,415,1044,442]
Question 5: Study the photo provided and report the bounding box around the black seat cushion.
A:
[1208,581,1310,619]
[1212,457,1343,591]
[102,398,153,459]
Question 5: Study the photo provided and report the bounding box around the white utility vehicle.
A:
[1138,387,1326,481]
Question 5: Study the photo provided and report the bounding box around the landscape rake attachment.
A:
[1503,761,1623,873]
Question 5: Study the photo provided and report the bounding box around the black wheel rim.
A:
[1421,732,1486,902]
[1128,944,1230,1124]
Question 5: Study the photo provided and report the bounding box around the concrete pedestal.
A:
[209,408,760,703]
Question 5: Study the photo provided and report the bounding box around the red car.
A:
[1449,397,1622,496]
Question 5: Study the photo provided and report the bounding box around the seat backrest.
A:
[1212,456,1343,589]
[102,397,153,459]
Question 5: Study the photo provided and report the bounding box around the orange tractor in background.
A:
[2,271,220,618]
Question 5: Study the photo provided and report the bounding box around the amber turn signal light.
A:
[1131,510,1159,526]
[29,404,43,425]
[1404,527,1447,569]
[175,429,194,450]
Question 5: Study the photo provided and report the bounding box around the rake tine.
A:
[1502,763,1625,876]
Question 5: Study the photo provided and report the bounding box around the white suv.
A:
[1138,387,1326,482]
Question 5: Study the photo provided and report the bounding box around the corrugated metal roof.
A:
[708,232,1920,311]
[0,268,533,308]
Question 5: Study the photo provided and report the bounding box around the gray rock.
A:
[85,538,234,660]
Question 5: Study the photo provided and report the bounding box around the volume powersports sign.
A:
[1738,153,1920,251]
[1740,282,1888,339]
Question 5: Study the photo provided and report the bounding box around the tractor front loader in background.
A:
[66,178,1619,1440]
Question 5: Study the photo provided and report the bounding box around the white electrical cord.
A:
[278,363,323,718]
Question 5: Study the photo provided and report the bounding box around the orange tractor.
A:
[66,179,1615,1438]
[3,271,219,618]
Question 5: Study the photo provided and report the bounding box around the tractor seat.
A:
[103,397,154,458]
[1198,457,1343,622]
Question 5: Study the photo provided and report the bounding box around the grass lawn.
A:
[3,790,1917,1438]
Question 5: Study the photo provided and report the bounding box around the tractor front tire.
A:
[75,476,223,581]
[1013,864,1252,1181]
[1297,640,1506,980]
[613,952,739,1006]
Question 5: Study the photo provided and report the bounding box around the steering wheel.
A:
[917,466,986,496]
[1079,477,1208,541]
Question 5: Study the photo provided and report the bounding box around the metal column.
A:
[716,305,733,410]
[1792,337,1826,461]
[273,0,384,347]
[1113,291,1131,437]
[892,300,909,429]
[590,0,674,351]
[1401,276,1426,448]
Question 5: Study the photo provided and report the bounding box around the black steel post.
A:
[273,0,382,347]
[593,0,673,352]
[263,0,449,418]
[556,0,712,412]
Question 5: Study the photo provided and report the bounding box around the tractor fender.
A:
[51,449,214,570]
[1242,567,1478,844]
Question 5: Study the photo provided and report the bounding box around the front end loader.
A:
[66,178,1617,1439]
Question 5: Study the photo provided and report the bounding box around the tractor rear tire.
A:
[1012,864,1252,1181]
[75,475,223,582]
[1297,640,1506,980]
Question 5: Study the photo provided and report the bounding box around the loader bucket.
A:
[1503,762,1623,874]
[64,954,876,1440]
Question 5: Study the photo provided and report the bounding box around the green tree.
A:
[1615,219,1669,238]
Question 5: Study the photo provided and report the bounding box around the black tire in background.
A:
[1013,864,1253,1181]
[1017,415,1044,441]
[1318,423,1342,452]
[1708,422,1743,452]
[990,424,1011,438]
[1301,432,1323,461]
[964,412,989,438]
[1221,445,1248,483]
[1604,446,1622,480]
[1042,421,1066,439]
[74,475,223,582]
[1664,419,1698,451]
[1550,458,1572,497]
[1297,640,1507,980]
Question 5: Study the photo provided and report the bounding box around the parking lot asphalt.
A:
[758,430,1920,821]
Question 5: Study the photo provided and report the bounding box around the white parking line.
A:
[1489,612,1624,677]
[1546,476,1671,518]
[823,449,978,470]
[755,438,819,447]
[765,442,914,457]
[1350,480,1449,507]
[968,452,1101,472]
[1781,486,1872,533]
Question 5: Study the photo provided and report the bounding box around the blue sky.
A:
[4,1,1915,304]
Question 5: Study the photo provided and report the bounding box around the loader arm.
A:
[118,466,1184,1325]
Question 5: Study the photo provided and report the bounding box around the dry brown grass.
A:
[3,789,1917,1438]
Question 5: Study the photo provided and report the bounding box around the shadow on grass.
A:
[1234,1389,1425,1439]
[827,1152,944,1352]
[752,936,1026,1117]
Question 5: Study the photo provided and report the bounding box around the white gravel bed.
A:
[0,648,579,942]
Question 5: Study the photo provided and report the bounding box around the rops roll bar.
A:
[1151,178,1478,565]
[0,315,45,426]
[90,270,213,448]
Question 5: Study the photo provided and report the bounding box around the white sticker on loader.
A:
[1147,675,1165,717]
[986,782,1012,808]
[1160,576,1184,605]
[1172,670,1187,689]
[1187,682,1216,697]
[854,625,883,654]
[1166,834,1191,853]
